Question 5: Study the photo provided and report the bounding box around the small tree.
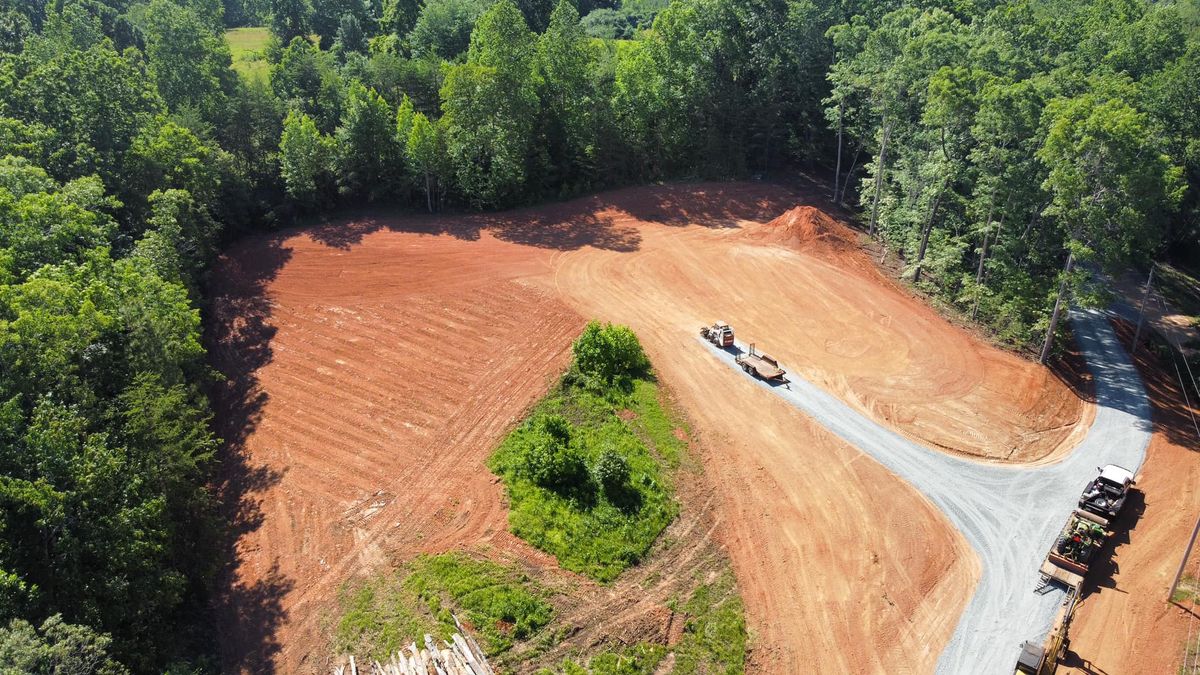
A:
[406,112,448,212]
[279,109,335,209]
[592,448,629,494]
[522,414,588,493]
[572,321,650,386]
[335,82,402,201]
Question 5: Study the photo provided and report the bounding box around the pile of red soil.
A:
[747,205,853,251]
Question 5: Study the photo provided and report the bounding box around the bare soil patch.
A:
[209,182,1090,673]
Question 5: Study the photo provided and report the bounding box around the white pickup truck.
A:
[1078,464,1135,519]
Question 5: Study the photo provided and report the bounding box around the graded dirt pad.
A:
[210,182,1089,673]
[1061,319,1200,675]
[209,226,584,673]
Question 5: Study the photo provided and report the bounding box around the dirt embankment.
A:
[209,183,1090,673]
[738,204,1092,463]
[1062,318,1200,675]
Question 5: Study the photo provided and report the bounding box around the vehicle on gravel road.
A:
[700,321,735,348]
[735,344,787,383]
[1078,464,1135,519]
[1036,508,1111,594]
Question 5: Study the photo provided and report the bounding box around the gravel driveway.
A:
[703,308,1151,674]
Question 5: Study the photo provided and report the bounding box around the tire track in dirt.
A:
[210,230,585,673]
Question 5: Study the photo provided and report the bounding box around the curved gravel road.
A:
[702,308,1151,674]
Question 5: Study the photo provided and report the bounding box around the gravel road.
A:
[703,308,1151,674]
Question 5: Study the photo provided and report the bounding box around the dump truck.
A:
[1078,464,1135,519]
[700,321,735,348]
[735,344,786,382]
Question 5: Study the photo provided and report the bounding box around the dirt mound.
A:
[747,205,854,251]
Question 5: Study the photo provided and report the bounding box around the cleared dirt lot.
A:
[209,227,584,671]
[209,183,1089,672]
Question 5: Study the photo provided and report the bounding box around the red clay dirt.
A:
[209,182,1090,673]
[1060,319,1200,675]
[209,226,583,673]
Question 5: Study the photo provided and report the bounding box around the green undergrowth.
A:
[673,571,746,674]
[539,643,669,675]
[537,571,746,675]
[488,371,680,582]
[335,553,552,660]
[1172,574,1200,604]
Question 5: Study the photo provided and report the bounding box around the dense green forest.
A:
[0,0,1197,670]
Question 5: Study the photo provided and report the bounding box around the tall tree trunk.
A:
[975,194,998,286]
[913,176,949,282]
[1039,251,1074,364]
[424,173,433,213]
[840,147,861,205]
[834,98,844,200]
[971,194,1008,321]
[868,119,892,237]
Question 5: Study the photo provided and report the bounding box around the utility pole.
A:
[1132,263,1156,355]
[1169,513,1200,603]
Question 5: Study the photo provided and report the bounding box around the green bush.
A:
[335,553,552,659]
[407,554,553,653]
[675,572,746,674]
[572,321,650,387]
[592,448,630,495]
[521,415,590,495]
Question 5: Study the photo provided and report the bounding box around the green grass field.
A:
[225,27,271,83]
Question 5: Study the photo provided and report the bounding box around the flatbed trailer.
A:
[1015,509,1110,674]
[735,344,786,382]
[1044,509,1109,579]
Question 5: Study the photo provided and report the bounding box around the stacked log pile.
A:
[332,622,494,675]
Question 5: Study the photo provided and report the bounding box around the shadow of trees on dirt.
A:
[204,235,294,672]
[298,181,799,252]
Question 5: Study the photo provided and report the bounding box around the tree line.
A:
[0,0,1196,671]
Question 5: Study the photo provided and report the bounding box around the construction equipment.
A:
[1014,589,1079,675]
[700,321,735,348]
[1033,509,1109,599]
[1016,497,1119,674]
[1078,464,1135,519]
[735,343,787,382]
[1045,509,1109,578]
